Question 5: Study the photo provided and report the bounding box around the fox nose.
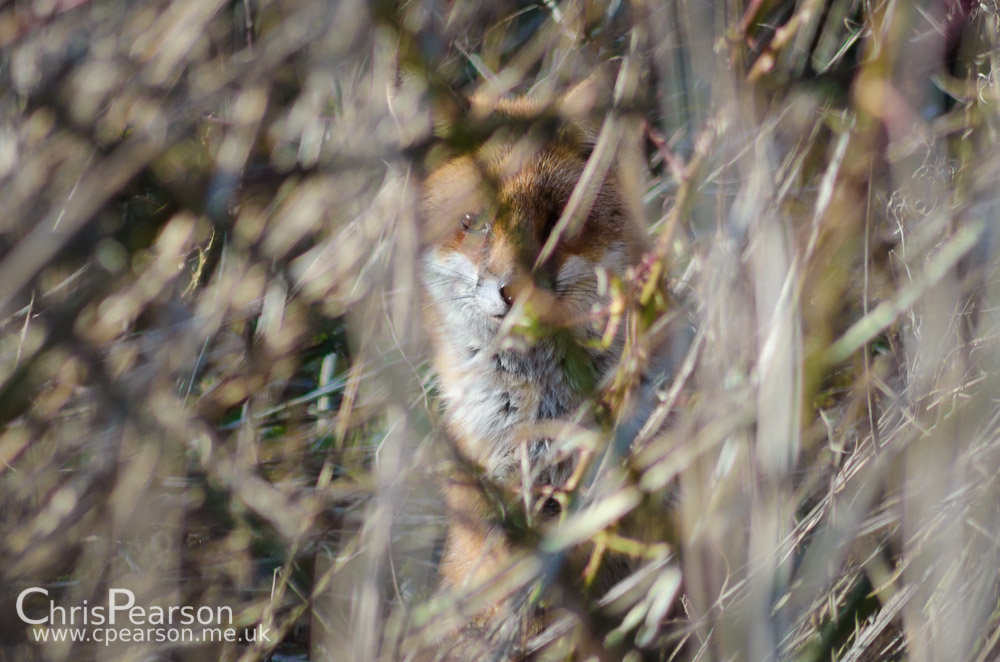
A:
[499,283,514,307]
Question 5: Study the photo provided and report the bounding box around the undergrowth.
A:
[1,1,1000,661]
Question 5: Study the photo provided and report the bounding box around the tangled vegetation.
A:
[2,1,1000,661]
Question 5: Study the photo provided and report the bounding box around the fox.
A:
[414,63,685,661]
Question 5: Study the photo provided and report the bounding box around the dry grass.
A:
[1,1,1000,661]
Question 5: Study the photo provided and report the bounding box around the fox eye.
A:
[542,210,560,239]
[461,211,486,232]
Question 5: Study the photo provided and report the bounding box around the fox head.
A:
[420,66,647,352]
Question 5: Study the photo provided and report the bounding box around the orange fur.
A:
[414,66,679,661]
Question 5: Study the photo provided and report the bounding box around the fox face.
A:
[423,139,638,331]
[420,90,648,483]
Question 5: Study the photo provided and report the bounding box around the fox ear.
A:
[393,64,473,170]
[394,62,471,139]
[559,59,622,148]
[429,83,472,139]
